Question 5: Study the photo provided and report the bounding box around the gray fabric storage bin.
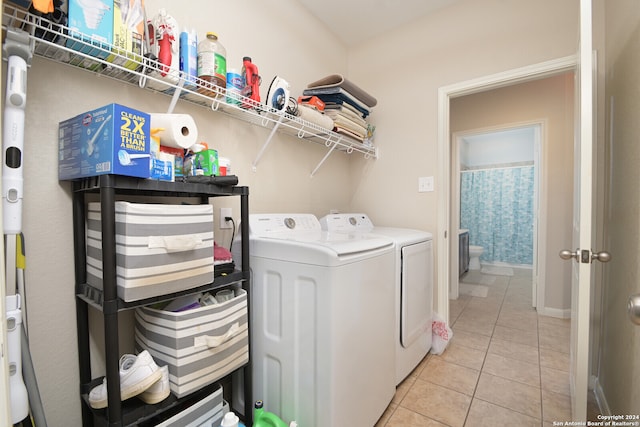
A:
[86,201,214,301]
[155,383,224,427]
[135,288,249,398]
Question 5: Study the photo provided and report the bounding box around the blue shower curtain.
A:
[460,166,534,265]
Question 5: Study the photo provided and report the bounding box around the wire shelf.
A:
[1,3,378,171]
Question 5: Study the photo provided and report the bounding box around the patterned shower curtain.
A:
[460,166,534,265]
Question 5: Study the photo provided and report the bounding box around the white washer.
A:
[320,213,434,385]
[247,213,396,427]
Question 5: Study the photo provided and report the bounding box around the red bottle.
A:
[241,56,261,108]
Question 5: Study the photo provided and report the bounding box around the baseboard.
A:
[481,261,533,270]
[593,376,611,416]
[537,306,571,319]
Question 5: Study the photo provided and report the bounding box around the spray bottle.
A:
[241,56,261,108]
[179,28,198,89]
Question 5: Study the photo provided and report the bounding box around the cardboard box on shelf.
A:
[109,0,144,71]
[194,149,219,176]
[160,145,185,177]
[58,103,150,180]
[66,0,113,69]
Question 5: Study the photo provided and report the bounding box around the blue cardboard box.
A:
[58,104,150,180]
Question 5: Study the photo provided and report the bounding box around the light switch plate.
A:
[418,176,434,192]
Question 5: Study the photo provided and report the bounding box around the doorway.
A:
[450,124,541,306]
[435,55,577,325]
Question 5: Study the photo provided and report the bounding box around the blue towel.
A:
[302,87,371,118]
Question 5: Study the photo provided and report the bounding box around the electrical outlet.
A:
[418,176,434,193]
[220,208,233,229]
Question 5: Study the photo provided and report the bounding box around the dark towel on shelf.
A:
[302,88,371,118]
[306,74,378,107]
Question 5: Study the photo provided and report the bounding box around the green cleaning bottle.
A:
[252,400,289,427]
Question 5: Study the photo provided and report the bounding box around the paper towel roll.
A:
[149,113,198,149]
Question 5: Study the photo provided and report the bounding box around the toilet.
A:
[469,245,484,270]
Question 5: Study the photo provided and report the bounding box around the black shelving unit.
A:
[71,174,251,426]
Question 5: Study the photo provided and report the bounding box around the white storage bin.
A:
[86,201,214,301]
[134,288,249,398]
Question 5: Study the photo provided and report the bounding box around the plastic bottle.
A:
[220,411,241,427]
[241,56,260,108]
[179,28,198,89]
[253,400,288,427]
[226,68,244,106]
[197,32,226,98]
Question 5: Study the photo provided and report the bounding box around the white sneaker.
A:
[138,365,170,405]
[88,350,162,409]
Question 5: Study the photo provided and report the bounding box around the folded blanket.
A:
[324,109,367,128]
[306,74,377,107]
[214,242,233,264]
[302,86,371,117]
[329,114,367,137]
[295,105,334,131]
[324,102,365,117]
[334,125,365,141]
[303,90,371,118]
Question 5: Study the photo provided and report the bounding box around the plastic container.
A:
[220,411,242,427]
[253,400,288,427]
[197,32,226,98]
[218,157,231,176]
[179,28,198,89]
[226,68,244,105]
[241,56,260,108]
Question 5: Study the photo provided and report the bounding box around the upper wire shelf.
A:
[1,4,378,173]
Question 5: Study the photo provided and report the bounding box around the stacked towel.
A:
[302,74,376,142]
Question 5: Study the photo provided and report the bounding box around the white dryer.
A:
[320,213,433,385]
[246,213,396,427]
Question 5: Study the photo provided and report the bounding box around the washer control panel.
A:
[249,213,321,237]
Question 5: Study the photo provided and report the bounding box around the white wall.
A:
[346,0,578,311]
[7,1,352,425]
[2,0,581,424]
[599,0,640,414]
[346,0,578,227]
[460,127,535,168]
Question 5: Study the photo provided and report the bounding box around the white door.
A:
[561,0,608,420]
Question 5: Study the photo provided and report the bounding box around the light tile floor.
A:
[375,267,601,427]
